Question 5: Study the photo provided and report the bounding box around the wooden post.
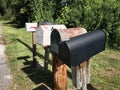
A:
[86,60,90,84]
[32,31,37,68]
[80,61,87,90]
[72,60,90,90]
[71,66,82,89]
[52,55,67,90]
[44,47,50,70]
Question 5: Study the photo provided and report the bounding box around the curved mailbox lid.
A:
[59,30,106,67]
[36,24,66,47]
[51,28,87,54]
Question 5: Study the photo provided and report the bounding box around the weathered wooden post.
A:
[71,60,90,90]
[44,47,50,70]
[25,23,38,68]
[52,55,67,90]
[32,31,37,68]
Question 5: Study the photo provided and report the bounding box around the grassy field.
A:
[0,21,120,90]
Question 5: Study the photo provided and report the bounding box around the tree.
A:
[31,0,55,22]
[0,0,7,16]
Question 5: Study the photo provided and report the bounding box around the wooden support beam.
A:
[32,31,37,68]
[80,61,87,90]
[52,55,67,90]
[44,47,50,70]
[72,60,90,90]
[71,65,82,89]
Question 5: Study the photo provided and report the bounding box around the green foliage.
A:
[0,0,13,19]
[12,0,33,26]
[32,0,55,22]
[0,0,120,49]
[55,0,120,49]
[0,0,7,16]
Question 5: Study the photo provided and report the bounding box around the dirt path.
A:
[0,24,12,90]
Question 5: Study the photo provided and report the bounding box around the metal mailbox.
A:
[25,23,37,32]
[36,23,66,46]
[59,30,106,67]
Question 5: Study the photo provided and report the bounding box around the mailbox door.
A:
[51,30,61,54]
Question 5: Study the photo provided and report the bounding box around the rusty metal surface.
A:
[58,28,87,40]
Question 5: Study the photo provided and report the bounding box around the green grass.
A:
[90,49,120,90]
[0,21,120,90]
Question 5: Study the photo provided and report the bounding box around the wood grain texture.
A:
[32,32,37,68]
[72,60,90,90]
[52,55,67,90]
[44,47,50,70]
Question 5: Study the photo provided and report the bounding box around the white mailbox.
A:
[36,24,66,46]
[25,23,37,32]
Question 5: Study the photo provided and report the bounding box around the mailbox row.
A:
[25,22,106,67]
[51,29,106,67]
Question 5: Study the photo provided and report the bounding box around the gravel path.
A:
[0,24,12,90]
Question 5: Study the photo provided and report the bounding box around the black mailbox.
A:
[59,30,106,67]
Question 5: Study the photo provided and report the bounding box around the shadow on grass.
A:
[16,39,53,89]
[67,70,72,79]
[33,83,53,90]
[17,39,44,59]
[21,65,53,89]
[17,56,32,65]
[87,84,98,90]
[17,38,52,65]
[17,55,53,89]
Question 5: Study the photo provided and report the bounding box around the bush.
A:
[55,0,120,49]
